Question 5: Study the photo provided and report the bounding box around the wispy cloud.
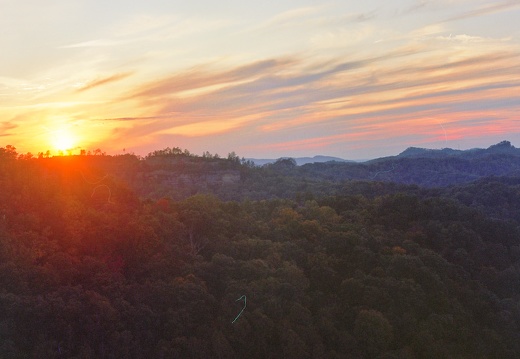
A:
[76,72,134,93]
[443,0,520,22]
[62,15,232,50]
[0,121,17,137]
[244,130,383,152]
[404,0,431,14]
[267,6,324,26]
[128,58,296,100]
[60,39,129,48]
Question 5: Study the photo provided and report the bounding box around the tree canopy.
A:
[1,146,520,357]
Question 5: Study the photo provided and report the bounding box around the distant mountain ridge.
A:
[248,155,352,166]
[395,140,520,160]
[290,140,520,188]
[127,140,520,191]
[250,141,520,166]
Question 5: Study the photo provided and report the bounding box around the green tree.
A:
[354,309,393,358]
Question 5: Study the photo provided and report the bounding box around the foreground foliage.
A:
[1,150,520,358]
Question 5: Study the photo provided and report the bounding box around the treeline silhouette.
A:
[1,145,520,358]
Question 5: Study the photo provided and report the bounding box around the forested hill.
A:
[108,140,520,197]
[1,144,520,357]
[10,140,516,201]
[296,140,520,188]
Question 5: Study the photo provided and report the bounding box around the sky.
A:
[1,0,519,160]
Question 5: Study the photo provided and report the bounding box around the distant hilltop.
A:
[248,141,519,165]
[248,155,353,166]
[395,140,519,160]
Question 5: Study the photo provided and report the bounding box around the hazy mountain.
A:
[249,141,520,167]
[248,155,352,166]
[287,140,520,188]
[394,140,519,160]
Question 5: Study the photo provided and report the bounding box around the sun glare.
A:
[52,128,77,153]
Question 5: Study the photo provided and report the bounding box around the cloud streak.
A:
[0,121,17,137]
[76,72,134,93]
[443,0,520,22]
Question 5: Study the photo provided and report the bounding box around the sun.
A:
[52,128,77,153]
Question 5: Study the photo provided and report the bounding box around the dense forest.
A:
[1,143,520,358]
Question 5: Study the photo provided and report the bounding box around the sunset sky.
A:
[1,0,519,160]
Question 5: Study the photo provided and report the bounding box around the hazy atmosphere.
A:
[1,0,519,159]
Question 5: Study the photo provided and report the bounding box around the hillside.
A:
[127,141,520,197]
[32,141,519,201]
[396,140,520,159]
[1,144,520,358]
[292,141,520,188]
